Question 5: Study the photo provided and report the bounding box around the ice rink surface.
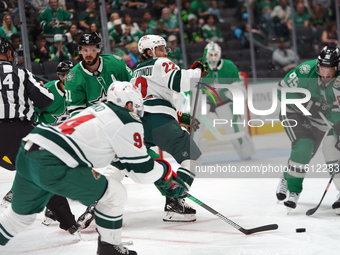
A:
[1,132,340,255]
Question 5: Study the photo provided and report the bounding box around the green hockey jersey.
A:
[65,54,133,116]
[202,59,241,104]
[278,59,340,131]
[38,7,72,35]
[35,80,68,124]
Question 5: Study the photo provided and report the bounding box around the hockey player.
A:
[0,81,188,255]
[0,37,54,207]
[65,32,132,117]
[130,35,205,222]
[195,42,255,160]
[34,60,85,238]
[64,32,133,226]
[276,46,340,212]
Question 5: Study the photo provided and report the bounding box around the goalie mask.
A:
[138,35,167,57]
[107,81,144,118]
[205,42,221,71]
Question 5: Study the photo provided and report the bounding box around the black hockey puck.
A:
[296,228,306,233]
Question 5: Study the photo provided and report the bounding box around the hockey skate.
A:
[97,237,137,255]
[42,208,56,226]
[1,190,13,208]
[284,192,300,214]
[276,176,287,202]
[163,197,196,222]
[77,202,97,229]
[67,224,82,241]
[332,194,340,215]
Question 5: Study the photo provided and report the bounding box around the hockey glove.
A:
[190,58,209,77]
[303,99,328,119]
[154,158,188,199]
[333,122,340,151]
[177,111,200,133]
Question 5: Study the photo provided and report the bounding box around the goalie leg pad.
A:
[95,176,127,245]
[0,206,36,245]
[215,103,255,160]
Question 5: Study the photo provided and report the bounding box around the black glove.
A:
[303,99,328,119]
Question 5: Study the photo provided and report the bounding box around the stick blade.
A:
[240,224,279,235]
[305,208,317,216]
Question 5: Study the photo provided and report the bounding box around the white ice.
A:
[1,132,340,255]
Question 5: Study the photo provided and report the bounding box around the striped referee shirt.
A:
[0,60,54,122]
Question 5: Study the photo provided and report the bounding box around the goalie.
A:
[194,42,255,160]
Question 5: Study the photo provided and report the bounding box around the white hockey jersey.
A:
[130,57,201,119]
[23,102,164,184]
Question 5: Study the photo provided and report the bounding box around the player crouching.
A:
[0,81,188,255]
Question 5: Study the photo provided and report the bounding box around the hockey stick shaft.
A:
[186,193,278,235]
[306,111,336,216]
[190,49,207,137]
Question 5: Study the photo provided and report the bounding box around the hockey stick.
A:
[306,171,336,216]
[190,48,208,138]
[306,111,336,216]
[186,193,278,235]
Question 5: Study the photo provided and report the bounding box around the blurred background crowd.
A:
[4,0,340,80]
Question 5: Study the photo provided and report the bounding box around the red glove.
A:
[190,60,209,77]
[154,158,188,198]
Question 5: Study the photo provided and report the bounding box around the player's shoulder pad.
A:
[104,102,142,124]
[297,59,316,76]
[101,53,124,63]
[136,58,157,69]
[65,63,82,83]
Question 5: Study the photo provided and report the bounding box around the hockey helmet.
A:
[78,32,101,51]
[0,37,17,57]
[205,42,221,70]
[107,81,144,117]
[316,46,340,76]
[56,60,74,76]
[138,35,167,57]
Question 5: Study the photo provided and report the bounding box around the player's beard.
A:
[83,54,99,67]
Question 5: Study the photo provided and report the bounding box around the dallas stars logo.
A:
[89,87,107,105]
[52,108,69,123]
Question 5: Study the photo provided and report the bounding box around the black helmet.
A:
[317,46,340,70]
[78,32,101,49]
[56,60,74,75]
[0,37,16,56]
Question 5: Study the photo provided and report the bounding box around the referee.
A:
[0,37,54,205]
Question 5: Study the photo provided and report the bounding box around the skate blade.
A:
[334,208,340,215]
[0,200,10,208]
[72,231,82,241]
[163,212,196,222]
[286,208,292,215]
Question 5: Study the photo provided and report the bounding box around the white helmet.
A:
[138,35,167,57]
[107,81,144,117]
[205,42,221,70]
